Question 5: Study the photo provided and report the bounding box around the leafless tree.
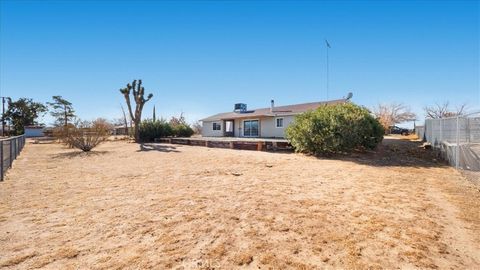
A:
[192,120,202,135]
[169,112,186,127]
[120,104,130,136]
[372,103,416,132]
[424,102,468,119]
[111,117,125,126]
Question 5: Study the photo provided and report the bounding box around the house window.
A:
[243,120,259,137]
[213,122,221,131]
[276,118,284,128]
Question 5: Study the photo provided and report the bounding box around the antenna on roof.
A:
[325,39,331,100]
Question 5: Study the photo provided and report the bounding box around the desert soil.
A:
[0,137,479,269]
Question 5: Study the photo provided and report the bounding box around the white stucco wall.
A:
[234,119,242,137]
[202,121,224,137]
[231,116,295,138]
[203,115,297,138]
[259,115,295,138]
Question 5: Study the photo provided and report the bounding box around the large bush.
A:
[172,124,194,137]
[139,119,173,142]
[169,115,194,137]
[286,103,384,155]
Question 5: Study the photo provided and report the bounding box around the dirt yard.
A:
[1,137,479,269]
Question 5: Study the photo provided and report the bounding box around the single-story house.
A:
[112,125,132,136]
[24,125,45,137]
[200,96,351,138]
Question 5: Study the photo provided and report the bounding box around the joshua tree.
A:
[119,80,153,142]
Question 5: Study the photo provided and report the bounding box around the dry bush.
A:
[54,119,111,152]
[52,123,75,145]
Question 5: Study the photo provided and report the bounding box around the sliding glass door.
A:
[243,120,259,137]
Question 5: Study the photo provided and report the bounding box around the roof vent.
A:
[234,103,247,113]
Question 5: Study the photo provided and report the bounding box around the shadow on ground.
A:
[334,137,448,168]
[138,143,180,153]
[51,150,110,159]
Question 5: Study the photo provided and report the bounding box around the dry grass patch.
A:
[0,138,479,269]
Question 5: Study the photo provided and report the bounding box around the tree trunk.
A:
[121,105,129,136]
[64,105,68,127]
[134,121,140,142]
[134,107,142,142]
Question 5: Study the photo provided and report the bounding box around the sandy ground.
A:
[0,138,479,269]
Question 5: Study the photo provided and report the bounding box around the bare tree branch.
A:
[372,103,416,132]
[424,102,467,118]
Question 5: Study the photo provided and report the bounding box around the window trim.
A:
[275,117,284,128]
[242,119,260,137]
[212,122,221,131]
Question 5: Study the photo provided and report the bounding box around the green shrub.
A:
[139,119,173,142]
[172,123,194,137]
[286,103,384,155]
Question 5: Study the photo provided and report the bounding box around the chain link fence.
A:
[1,135,26,181]
[422,112,480,171]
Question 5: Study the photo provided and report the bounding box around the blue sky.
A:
[1,0,478,127]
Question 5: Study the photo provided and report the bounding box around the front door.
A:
[224,120,234,137]
[243,120,259,137]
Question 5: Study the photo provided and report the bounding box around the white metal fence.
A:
[1,135,26,181]
[423,112,480,171]
[415,125,425,141]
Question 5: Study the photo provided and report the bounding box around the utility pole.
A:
[1,96,9,136]
[325,40,331,100]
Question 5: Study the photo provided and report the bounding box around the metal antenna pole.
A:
[326,43,329,100]
[325,40,331,100]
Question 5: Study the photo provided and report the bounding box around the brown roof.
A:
[200,99,348,121]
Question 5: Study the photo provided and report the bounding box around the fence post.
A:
[9,139,13,168]
[466,117,470,144]
[13,138,16,159]
[455,116,460,169]
[439,119,443,146]
[0,141,3,181]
